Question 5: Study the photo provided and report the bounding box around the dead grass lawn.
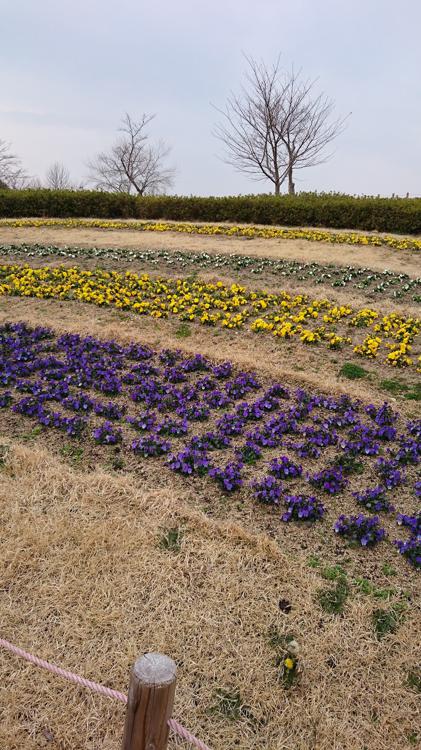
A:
[1,441,419,750]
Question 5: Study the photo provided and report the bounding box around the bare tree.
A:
[0,139,28,188]
[214,56,347,195]
[88,114,175,195]
[46,161,72,190]
[213,57,289,195]
[26,177,43,189]
[279,72,348,195]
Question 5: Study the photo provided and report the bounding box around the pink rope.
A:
[167,719,212,750]
[0,638,127,702]
[0,637,211,750]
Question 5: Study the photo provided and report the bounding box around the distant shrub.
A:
[1,190,421,233]
[0,189,138,218]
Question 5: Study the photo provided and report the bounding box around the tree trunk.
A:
[274,181,280,196]
[288,166,295,195]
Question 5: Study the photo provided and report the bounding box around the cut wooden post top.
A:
[133,653,177,686]
[123,653,177,749]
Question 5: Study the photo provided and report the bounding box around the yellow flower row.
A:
[0,217,420,252]
[0,263,419,369]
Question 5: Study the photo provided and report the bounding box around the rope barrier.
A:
[167,718,212,750]
[0,637,211,750]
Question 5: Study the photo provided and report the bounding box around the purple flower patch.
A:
[353,486,394,513]
[251,476,282,505]
[235,439,262,464]
[309,467,347,495]
[92,421,123,445]
[269,456,302,480]
[209,461,243,491]
[0,391,12,408]
[394,538,421,569]
[282,495,325,522]
[212,361,232,379]
[1,321,419,570]
[156,416,188,437]
[334,514,386,546]
[93,400,126,420]
[168,447,210,475]
[376,458,405,489]
[394,512,420,567]
[131,434,171,457]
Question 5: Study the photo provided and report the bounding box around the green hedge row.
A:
[1,190,421,234]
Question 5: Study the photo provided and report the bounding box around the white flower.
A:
[286,639,300,657]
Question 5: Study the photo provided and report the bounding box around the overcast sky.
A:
[1,0,420,196]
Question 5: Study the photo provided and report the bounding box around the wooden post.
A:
[122,652,177,750]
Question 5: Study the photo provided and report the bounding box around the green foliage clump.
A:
[372,605,405,639]
[175,323,192,338]
[353,577,395,600]
[1,190,421,233]
[380,379,421,401]
[317,568,349,614]
[339,362,368,379]
[406,669,421,693]
[159,526,183,552]
[211,688,256,722]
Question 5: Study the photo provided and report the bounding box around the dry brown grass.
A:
[0,224,419,276]
[1,441,419,750]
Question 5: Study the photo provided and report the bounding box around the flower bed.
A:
[1,322,419,566]
[1,243,419,302]
[0,264,419,369]
[1,217,421,250]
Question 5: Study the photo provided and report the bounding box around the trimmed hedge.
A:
[1,190,421,234]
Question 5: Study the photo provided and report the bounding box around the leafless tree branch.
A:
[214,56,348,194]
[87,113,175,195]
[0,139,29,189]
[46,162,72,190]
